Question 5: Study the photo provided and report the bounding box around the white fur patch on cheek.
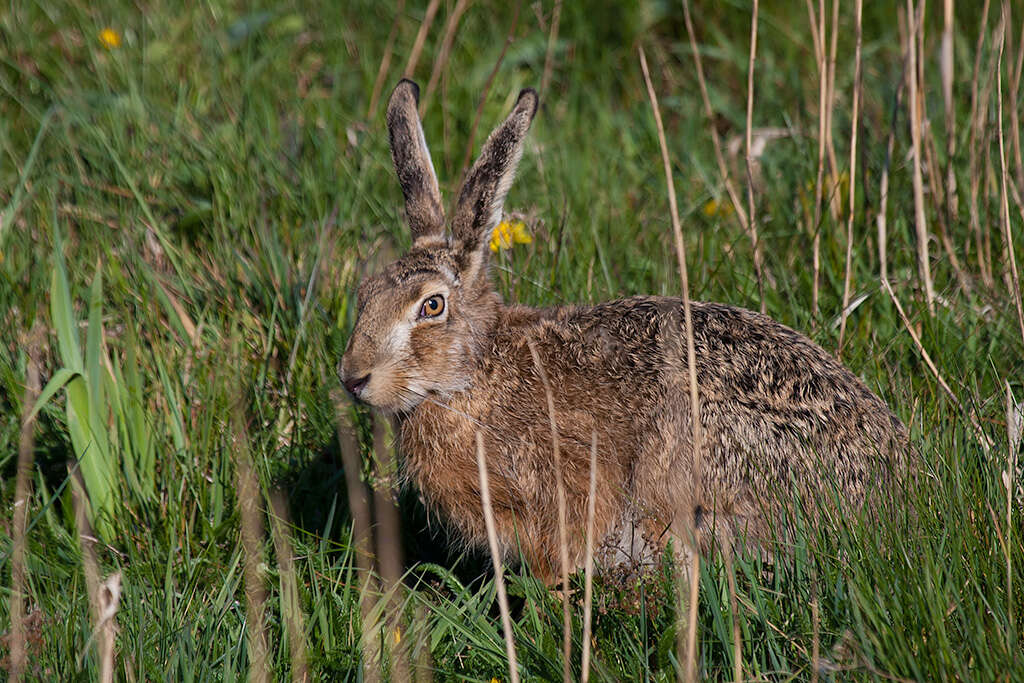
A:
[384,319,413,356]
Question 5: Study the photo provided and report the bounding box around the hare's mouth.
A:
[353,376,430,414]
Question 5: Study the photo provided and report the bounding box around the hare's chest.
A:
[399,394,542,508]
[399,398,486,497]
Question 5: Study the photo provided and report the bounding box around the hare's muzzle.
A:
[341,371,370,399]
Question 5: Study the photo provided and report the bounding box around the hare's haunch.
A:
[340,80,912,583]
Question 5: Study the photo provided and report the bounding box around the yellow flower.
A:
[99,27,122,49]
[393,628,401,644]
[702,198,734,218]
[489,220,532,253]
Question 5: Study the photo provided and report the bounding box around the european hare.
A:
[340,80,912,583]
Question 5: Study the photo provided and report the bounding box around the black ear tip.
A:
[395,79,421,104]
[516,88,540,119]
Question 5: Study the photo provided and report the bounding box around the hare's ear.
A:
[387,80,446,247]
[451,89,539,256]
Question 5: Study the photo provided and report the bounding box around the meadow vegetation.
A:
[1,0,1023,679]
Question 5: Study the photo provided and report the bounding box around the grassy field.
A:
[2,0,1023,680]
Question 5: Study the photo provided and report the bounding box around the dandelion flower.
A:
[99,27,122,49]
[702,198,734,218]
[489,219,532,253]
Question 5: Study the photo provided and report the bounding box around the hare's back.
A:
[506,297,909,496]
[681,300,910,504]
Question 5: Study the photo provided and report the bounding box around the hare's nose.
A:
[343,373,370,398]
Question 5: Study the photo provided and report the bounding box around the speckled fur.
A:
[340,81,913,584]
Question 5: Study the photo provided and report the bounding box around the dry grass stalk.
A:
[995,4,1024,347]
[806,0,827,317]
[924,124,973,294]
[1005,381,1020,629]
[877,59,906,283]
[420,0,472,116]
[810,589,820,683]
[1010,18,1024,197]
[725,550,743,682]
[69,467,121,683]
[638,45,703,683]
[942,0,958,225]
[10,330,42,682]
[838,0,864,356]
[540,0,563,96]
[581,432,599,683]
[680,0,756,283]
[881,279,993,451]
[232,415,270,683]
[335,396,381,683]
[475,432,521,683]
[367,0,407,118]
[371,417,411,682]
[968,0,994,288]
[824,0,841,221]
[913,7,971,297]
[403,0,443,78]
[744,0,766,314]
[268,491,310,683]
[459,0,522,183]
[906,0,936,315]
[526,339,572,683]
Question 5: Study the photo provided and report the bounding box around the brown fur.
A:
[340,82,913,584]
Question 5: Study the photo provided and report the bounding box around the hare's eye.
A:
[419,294,445,319]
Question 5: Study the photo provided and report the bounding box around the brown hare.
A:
[340,80,912,583]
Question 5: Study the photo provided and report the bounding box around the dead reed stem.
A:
[639,45,703,683]
[925,123,973,294]
[460,0,521,183]
[876,76,902,283]
[995,3,1024,348]
[269,491,310,683]
[367,0,406,118]
[526,339,572,683]
[1010,18,1024,198]
[540,0,562,96]
[942,0,958,225]
[420,0,472,116]
[744,0,766,314]
[807,0,827,317]
[906,0,936,315]
[838,0,863,355]
[810,588,820,683]
[725,550,742,682]
[912,1,970,297]
[232,414,270,683]
[968,0,994,288]
[581,432,598,683]
[881,279,993,451]
[69,467,121,683]
[475,432,521,683]
[681,0,755,279]
[1004,381,1018,630]
[825,0,841,222]
[10,330,42,682]
[336,397,380,683]
[877,50,908,284]
[371,417,410,682]
[404,0,442,78]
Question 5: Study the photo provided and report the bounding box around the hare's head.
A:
[340,80,538,412]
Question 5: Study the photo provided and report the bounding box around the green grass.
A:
[2,0,1022,680]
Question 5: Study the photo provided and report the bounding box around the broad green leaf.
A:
[28,367,80,423]
[50,246,82,372]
